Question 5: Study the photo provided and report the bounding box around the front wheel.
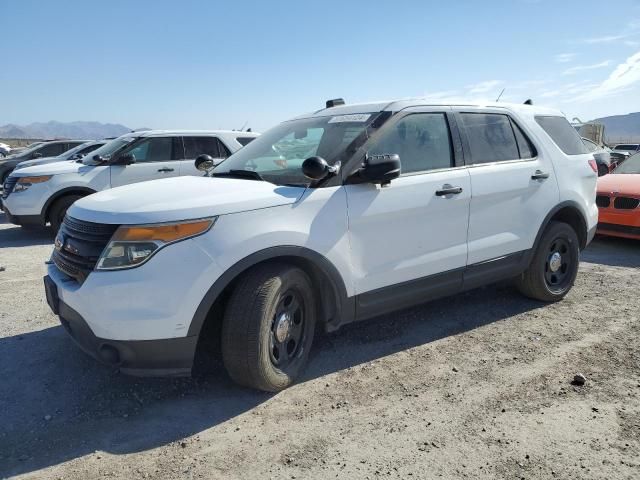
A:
[49,195,83,233]
[221,263,316,392]
[515,221,580,302]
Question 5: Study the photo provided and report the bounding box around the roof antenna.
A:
[238,120,249,131]
[495,88,505,102]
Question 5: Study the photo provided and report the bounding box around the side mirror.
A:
[195,154,215,171]
[32,152,42,159]
[112,153,136,165]
[353,154,401,186]
[302,156,340,181]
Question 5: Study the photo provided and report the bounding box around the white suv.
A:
[1,130,258,231]
[43,99,598,391]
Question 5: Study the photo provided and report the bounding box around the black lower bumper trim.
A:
[1,203,44,226]
[597,222,640,236]
[48,279,197,376]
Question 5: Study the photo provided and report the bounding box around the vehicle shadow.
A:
[581,235,640,268]
[0,281,547,478]
[0,213,53,248]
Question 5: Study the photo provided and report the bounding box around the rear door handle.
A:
[435,184,463,196]
[531,170,550,180]
[157,168,174,173]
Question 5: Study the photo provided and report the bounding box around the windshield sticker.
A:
[328,114,371,124]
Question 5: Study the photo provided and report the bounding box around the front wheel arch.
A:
[42,187,96,224]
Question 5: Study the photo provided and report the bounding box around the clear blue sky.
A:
[2,0,640,131]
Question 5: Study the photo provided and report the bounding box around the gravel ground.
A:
[0,212,639,480]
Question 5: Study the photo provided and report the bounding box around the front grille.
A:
[2,176,18,199]
[52,216,119,283]
[596,195,610,208]
[613,197,640,210]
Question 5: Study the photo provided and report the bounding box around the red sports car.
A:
[596,154,640,240]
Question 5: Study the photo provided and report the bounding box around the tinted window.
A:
[77,143,104,156]
[237,137,255,146]
[37,143,66,157]
[369,113,453,174]
[461,113,519,163]
[510,120,537,159]
[535,116,588,155]
[123,137,179,162]
[183,136,223,159]
[614,144,639,151]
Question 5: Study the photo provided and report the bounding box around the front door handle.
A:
[531,170,550,180]
[435,184,463,196]
[157,168,174,173]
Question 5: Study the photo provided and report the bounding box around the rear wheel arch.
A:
[189,247,353,342]
[542,202,589,249]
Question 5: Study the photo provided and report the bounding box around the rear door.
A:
[180,136,229,176]
[345,108,471,317]
[110,136,182,187]
[456,108,559,265]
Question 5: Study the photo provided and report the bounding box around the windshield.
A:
[613,154,640,174]
[212,112,381,186]
[82,137,136,165]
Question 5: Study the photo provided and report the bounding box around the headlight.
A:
[13,175,52,192]
[96,218,216,270]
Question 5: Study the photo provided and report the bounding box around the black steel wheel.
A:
[516,221,580,302]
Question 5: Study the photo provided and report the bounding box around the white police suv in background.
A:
[13,139,107,171]
[1,130,259,231]
[44,99,598,392]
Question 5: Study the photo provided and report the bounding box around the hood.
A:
[15,156,64,170]
[10,160,86,177]
[68,176,306,224]
[597,174,640,197]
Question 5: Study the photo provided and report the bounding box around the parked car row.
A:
[1,99,606,392]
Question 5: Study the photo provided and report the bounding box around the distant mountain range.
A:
[591,112,640,143]
[0,121,132,140]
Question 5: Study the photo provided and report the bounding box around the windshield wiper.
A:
[212,169,264,181]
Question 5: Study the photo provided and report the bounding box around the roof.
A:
[124,129,260,138]
[292,98,563,120]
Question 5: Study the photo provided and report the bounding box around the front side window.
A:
[184,136,223,159]
[535,116,588,155]
[122,137,180,162]
[213,112,382,186]
[461,113,520,164]
[77,143,104,156]
[368,113,453,174]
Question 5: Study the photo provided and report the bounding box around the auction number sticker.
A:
[328,114,371,123]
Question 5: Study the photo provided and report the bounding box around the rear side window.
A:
[237,137,255,146]
[37,142,67,157]
[460,113,519,163]
[535,116,588,155]
[183,136,232,159]
[511,120,537,159]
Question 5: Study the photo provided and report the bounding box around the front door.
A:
[344,109,471,318]
[110,136,182,187]
[180,136,228,176]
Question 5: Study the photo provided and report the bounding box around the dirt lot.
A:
[0,213,639,480]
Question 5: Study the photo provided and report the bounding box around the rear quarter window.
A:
[535,116,588,155]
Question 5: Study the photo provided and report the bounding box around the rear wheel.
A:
[515,221,580,302]
[221,263,316,392]
[49,195,83,233]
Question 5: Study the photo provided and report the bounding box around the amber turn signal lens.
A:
[17,175,52,184]
[113,219,214,243]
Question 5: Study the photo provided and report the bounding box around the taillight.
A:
[588,159,598,173]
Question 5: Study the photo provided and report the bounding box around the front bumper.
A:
[1,197,45,226]
[45,275,198,376]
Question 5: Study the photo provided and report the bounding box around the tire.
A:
[515,221,580,302]
[221,263,317,392]
[49,195,83,233]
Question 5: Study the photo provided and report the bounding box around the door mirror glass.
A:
[195,154,215,171]
[353,154,401,185]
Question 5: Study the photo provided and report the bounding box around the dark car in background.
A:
[13,140,107,171]
[0,140,88,185]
